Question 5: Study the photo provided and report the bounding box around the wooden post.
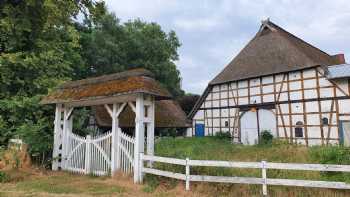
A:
[62,106,73,170]
[111,103,119,175]
[139,152,144,183]
[52,104,62,171]
[134,94,145,183]
[262,160,267,196]
[186,158,190,191]
[147,96,155,168]
[85,135,92,174]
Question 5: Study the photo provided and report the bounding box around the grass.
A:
[146,136,350,196]
[0,169,201,197]
[1,137,350,196]
[0,170,126,196]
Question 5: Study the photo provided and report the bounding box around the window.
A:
[322,117,329,125]
[295,121,303,137]
[144,106,149,117]
[225,121,229,127]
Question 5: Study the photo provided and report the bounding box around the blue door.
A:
[195,124,205,137]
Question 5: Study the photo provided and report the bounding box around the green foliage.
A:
[150,137,350,191]
[309,146,350,165]
[143,174,160,193]
[309,146,350,182]
[0,0,184,167]
[0,171,10,183]
[0,0,104,165]
[158,128,178,137]
[215,131,231,140]
[79,13,184,97]
[259,130,274,145]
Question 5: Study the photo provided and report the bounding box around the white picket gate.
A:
[66,132,86,174]
[64,129,135,176]
[89,131,113,176]
[118,129,135,174]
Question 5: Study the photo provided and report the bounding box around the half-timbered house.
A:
[188,19,350,146]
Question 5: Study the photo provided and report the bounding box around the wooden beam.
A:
[301,71,309,146]
[277,104,289,140]
[128,102,136,113]
[326,100,335,145]
[315,70,325,145]
[65,107,74,120]
[116,102,127,117]
[276,74,287,102]
[286,74,293,143]
[147,96,155,167]
[134,94,145,183]
[104,104,113,118]
[52,104,63,171]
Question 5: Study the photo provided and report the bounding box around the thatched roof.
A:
[94,100,189,128]
[41,68,171,105]
[210,20,339,85]
[189,20,344,119]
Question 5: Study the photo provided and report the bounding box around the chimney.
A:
[332,54,346,64]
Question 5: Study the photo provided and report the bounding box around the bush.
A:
[215,131,231,140]
[310,146,350,182]
[0,171,10,183]
[158,128,177,137]
[310,146,350,165]
[259,130,273,145]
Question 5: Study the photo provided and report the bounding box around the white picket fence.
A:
[140,154,350,196]
[64,129,135,176]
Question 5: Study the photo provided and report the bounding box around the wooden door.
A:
[258,109,277,137]
[339,121,350,146]
[240,111,258,145]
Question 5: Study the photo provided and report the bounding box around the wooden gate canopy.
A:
[93,100,190,128]
[40,68,171,106]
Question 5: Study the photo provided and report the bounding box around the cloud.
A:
[174,17,221,31]
[104,0,350,94]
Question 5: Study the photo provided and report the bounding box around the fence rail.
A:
[140,154,350,196]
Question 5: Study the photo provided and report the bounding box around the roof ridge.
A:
[59,68,154,89]
[267,20,332,59]
[208,20,336,85]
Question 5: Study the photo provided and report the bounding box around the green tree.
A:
[0,0,185,166]
[0,0,104,163]
[79,13,184,97]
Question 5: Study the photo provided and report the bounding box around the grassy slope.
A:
[151,137,350,197]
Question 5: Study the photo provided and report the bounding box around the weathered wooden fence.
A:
[140,154,350,196]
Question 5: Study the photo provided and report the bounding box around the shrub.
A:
[215,131,231,140]
[0,171,10,183]
[310,146,350,182]
[259,130,273,145]
[158,128,177,137]
[309,146,350,165]
[143,174,160,192]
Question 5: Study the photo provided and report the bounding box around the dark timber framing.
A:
[190,66,350,146]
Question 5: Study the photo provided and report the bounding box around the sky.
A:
[105,0,350,95]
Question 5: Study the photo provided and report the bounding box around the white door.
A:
[258,109,277,137]
[341,121,350,146]
[240,111,258,145]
